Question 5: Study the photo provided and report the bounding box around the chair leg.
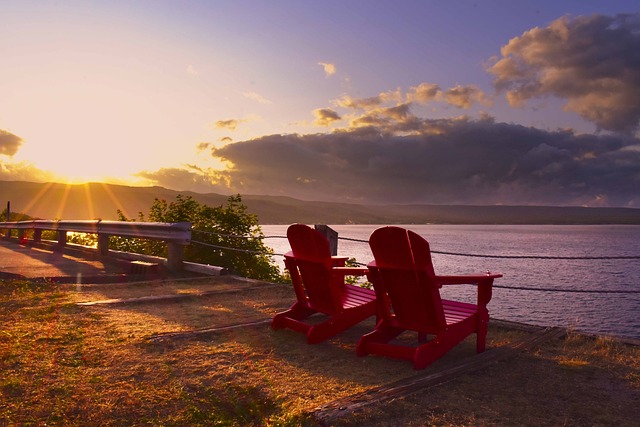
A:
[476,309,489,353]
[356,322,404,356]
[306,303,376,344]
[271,302,316,332]
[476,321,488,353]
[414,338,453,370]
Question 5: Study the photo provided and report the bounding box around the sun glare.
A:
[14,123,185,185]
[24,150,143,185]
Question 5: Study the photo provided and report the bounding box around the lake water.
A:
[260,224,640,340]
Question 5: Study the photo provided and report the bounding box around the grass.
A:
[1,277,638,426]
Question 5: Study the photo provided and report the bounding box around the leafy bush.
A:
[112,194,283,282]
[0,209,32,222]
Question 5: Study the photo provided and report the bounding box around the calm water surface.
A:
[261,225,640,339]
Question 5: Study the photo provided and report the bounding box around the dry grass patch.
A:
[1,277,638,426]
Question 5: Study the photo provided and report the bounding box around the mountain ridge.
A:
[1,180,640,225]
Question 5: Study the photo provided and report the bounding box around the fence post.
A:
[314,224,338,256]
[4,201,9,238]
[57,230,67,247]
[167,242,184,271]
[97,233,110,256]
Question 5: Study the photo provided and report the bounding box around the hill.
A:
[1,180,640,224]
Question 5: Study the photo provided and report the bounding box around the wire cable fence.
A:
[331,235,640,260]
[189,229,640,295]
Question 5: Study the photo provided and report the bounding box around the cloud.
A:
[318,62,337,77]
[206,117,640,207]
[488,13,640,134]
[336,84,488,112]
[186,64,199,75]
[335,94,385,110]
[349,103,422,133]
[313,108,342,126]
[136,166,231,194]
[335,89,403,111]
[0,129,23,157]
[442,85,491,109]
[243,91,272,105]
[407,83,441,104]
[0,160,57,182]
[196,142,211,152]
[214,119,242,131]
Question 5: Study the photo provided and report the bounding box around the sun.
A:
[17,139,146,185]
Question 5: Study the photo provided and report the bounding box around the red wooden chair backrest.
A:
[286,224,342,314]
[368,226,447,333]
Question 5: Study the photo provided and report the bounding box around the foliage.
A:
[0,209,33,222]
[66,232,98,247]
[112,194,282,281]
[344,258,372,288]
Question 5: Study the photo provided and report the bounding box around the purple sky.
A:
[1,1,639,207]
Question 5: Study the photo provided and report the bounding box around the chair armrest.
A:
[332,267,369,277]
[436,273,501,307]
[331,256,349,267]
[436,272,502,286]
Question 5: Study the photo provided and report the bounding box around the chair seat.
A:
[341,284,376,309]
[443,299,477,325]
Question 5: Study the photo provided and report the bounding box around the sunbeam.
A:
[20,182,55,219]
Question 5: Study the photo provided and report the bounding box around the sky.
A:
[1,0,639,207]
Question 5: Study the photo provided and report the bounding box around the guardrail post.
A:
[57,230,67,247]
[167,242,184,271]
[315,224,338,256]
[97,233,110,256]
[4,202,9,238]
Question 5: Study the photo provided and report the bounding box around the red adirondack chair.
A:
[271,224,377,344]
[357,226,502,369]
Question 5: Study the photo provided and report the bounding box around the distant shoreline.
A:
[2,180,640,225]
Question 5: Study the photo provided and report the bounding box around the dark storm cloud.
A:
[0,129,23,156]
[209,117,640,207]
[488,13,640,134]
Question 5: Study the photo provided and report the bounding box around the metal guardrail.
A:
[0,220,191,271]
